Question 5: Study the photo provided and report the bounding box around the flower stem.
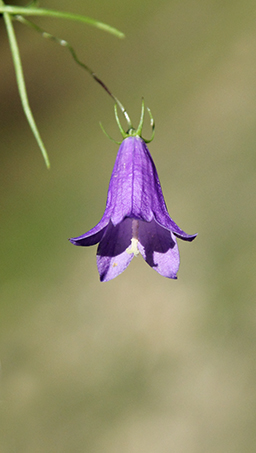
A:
[15,14,132,129]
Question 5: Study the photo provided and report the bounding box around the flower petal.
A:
[138,220,180,278]
[109,136,154,224]
[108,136,197,241]
[97,218,134,281]
[149,170,197,241]
[69,214,111,246]
[155,217,198,242]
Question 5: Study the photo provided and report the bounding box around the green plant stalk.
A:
[0,1,124,168]
[0,5,125,38]
[15,15,132,130]
[2,7,50,168]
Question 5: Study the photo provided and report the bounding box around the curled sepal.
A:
[99,121,122,145]
[114,103,128,139]
[134,97,145,137]
[134,99,155,143]
[143,107,155,143]
[101,99,155,144]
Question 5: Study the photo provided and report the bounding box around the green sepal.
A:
[101,99,155,144]
[99,122,122,145]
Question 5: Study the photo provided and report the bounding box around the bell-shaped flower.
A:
[70,101,197,282]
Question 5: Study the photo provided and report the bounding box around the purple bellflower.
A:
[70,101,197,282]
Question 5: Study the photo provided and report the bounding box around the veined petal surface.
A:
[97,218,134,281]
[138,219,179,278]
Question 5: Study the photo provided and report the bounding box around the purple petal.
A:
[138,220,180,279]
[97,253,134,282]
[97,218,134,281]
[69,214,110,246]
[109,136,154,224]
[108,136,197,241]
[157,218,198,242]
[143,148,197,240]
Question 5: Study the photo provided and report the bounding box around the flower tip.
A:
[190,233,198,242]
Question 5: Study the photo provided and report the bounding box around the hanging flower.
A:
[69,101,197,282]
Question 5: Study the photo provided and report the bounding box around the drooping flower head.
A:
[70,101,197,282]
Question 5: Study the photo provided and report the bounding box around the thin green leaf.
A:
[3,10,50,168]
[0,5,125,38]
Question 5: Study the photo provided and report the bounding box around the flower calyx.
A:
[100,98,155,145]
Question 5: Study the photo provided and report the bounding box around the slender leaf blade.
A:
[0,6,125,38]
[3,10,50,168]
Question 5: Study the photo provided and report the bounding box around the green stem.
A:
[15,14,132,130]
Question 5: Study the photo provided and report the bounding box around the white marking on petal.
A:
[126,238,140,257]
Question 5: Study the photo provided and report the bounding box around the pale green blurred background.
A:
[1,0,256,451]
